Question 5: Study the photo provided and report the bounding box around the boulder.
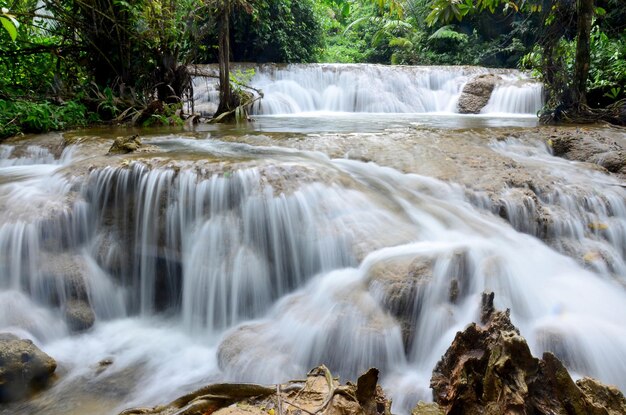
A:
[0,333,57,402]
[430,291,626,415]
[63,299,95,332]
[457,74,501,114]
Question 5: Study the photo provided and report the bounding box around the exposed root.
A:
[540,99,626,126]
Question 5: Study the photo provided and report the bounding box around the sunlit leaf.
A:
[0,12,19,41]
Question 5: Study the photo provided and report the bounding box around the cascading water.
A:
[1,123,625,415]
[193,64,543,116]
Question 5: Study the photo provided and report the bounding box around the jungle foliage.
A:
[1,0,625,136]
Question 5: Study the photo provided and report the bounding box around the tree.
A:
[211,0,253,119]
[573,0,594,106]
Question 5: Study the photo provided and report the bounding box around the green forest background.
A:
[1,0,625,136]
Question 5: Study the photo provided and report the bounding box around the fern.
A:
[428,25,468,43]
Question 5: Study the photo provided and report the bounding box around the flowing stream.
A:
[1,65,625,415]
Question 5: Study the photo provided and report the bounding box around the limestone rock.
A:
[0,333,57,402]
[576,377,626,415]
[457,74,501,114]
[38,253,90,306]
[549,130,626,176]
[108,135,142,155]
[431,292,626,415]
[63,299,95,332]
[367,251,471,351]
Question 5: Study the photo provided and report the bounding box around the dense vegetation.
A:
[1,0,625,137]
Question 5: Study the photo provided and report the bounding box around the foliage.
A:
[1,6,19,41]
[217,0,324,63]
[426,0,526,26]
[521,23,626,107]
[0,99,94,138]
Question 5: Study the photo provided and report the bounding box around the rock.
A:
[430,292,626,415]
[367,251,471,351]
[457,74,501,114]
[63,299,95,332]
[0,333,57,402]
[38,253,90,306]
[549,130,626,176]
[367,255,433,350]
[411,401,444,415]
[108,135,142,155]
[576,377,626,415]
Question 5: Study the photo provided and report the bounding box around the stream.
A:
[0,64,625,415]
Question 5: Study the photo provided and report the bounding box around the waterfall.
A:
[193,64,543,116]
[1,129,625,414]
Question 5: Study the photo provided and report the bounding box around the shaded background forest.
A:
[1,0,625,136]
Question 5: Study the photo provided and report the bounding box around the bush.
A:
[0,100,95,139]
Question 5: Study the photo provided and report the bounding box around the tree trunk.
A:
[573,0,594,107]
[216,0,232,117]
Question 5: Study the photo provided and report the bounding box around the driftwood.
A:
[119,383,277,415]
[118,366,391,415]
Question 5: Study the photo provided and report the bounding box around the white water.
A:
[1,127,625,414]
[193,64,543,116]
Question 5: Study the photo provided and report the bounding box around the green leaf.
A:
[0,14,19,41]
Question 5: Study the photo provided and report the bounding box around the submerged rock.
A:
[0,333,57,402]
[457,74,500,114]
[430,292,626,415]
[63,299,95,332]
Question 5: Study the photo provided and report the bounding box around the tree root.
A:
[118,367,387,415]
[540,99,626,126]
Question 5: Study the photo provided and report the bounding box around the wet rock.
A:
[576,377,626,415]
[0,333,57,402]
[366,255,433,350]
[38,253,89,306]
[63,299,95,332]
[108,135,142,155]
[457,74,500,114]
[430,292,626,415]
[549,130,626,176]
[92,231,128,276]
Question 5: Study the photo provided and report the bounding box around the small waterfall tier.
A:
[193,64,543,116]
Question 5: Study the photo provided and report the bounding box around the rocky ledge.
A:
[118,293,626,415]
